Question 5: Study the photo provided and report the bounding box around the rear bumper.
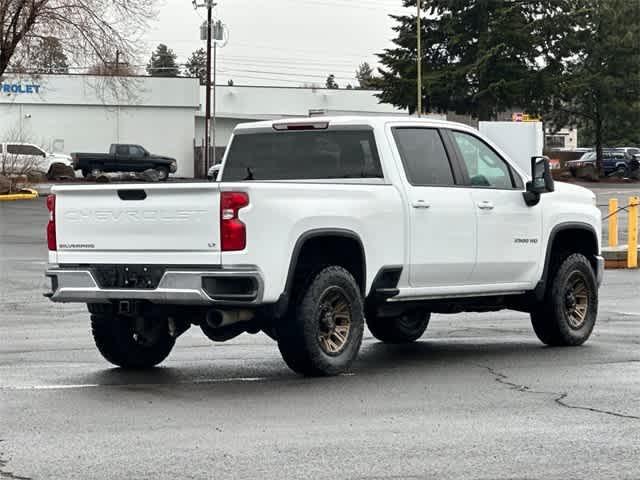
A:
[45,265,264,305]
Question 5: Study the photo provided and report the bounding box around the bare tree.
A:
[0,0,156,78]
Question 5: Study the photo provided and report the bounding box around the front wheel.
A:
[530,253,598,346]
[90,308,175,369]
[156,167,169,181]
[277,266,364,376]
[366,310,430,343]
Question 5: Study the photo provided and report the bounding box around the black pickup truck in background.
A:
[71,144,178,180]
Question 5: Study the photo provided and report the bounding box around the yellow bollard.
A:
[627,196,639,269]
[609,198,618,247]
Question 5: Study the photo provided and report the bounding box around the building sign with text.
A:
[512,112,540,122]
[0,82,41,94]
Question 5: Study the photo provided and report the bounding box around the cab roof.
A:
[233,115,476,133]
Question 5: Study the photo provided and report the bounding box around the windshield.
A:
[222,129,383,181]
[579,152,596,161]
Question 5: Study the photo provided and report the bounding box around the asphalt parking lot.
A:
[1,195,639,480]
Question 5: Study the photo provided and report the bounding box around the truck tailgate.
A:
[52,183,221,265]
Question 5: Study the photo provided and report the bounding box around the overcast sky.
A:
[144,0,408,87]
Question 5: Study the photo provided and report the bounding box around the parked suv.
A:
[45,117,603,376]
[567,149,636,177]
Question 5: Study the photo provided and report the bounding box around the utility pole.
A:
[417,0,422,117]
[212,40,217,166]
[211,20,226,167]
[193,0,216,176]
[204,2,213,174]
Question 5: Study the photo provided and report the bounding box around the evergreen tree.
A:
[33,37,68,74]
[146,44,179,77]
[326,74,339,89]
[377,1,549,119]
[355,62,375,89]
[184,47,206,84]
[542,0,640,172]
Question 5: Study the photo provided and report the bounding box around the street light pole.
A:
[417,0,422,117]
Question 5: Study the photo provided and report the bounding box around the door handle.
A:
[477,201,495,211]
[412,200,431,209]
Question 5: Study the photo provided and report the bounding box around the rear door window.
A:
[222,129,383,181]
[392,128,456,186]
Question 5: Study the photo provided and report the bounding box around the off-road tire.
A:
[366,310,430,343]
[277,266,364,376]
[530,253,598,346]
[90,308,175,369]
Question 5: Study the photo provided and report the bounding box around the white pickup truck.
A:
[45,117,603,376]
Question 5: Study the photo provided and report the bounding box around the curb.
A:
[602,246,640,269]
[0,189,39,202]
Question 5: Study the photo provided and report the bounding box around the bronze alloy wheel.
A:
[317,286,352,356]
[564,270,590,329]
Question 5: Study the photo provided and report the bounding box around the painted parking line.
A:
[0,377,270,391]
[0,373,355,391]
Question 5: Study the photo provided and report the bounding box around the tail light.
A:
[221,192,249,251]
[46,194,57,251]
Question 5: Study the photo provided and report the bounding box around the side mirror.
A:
[524,156,554,206]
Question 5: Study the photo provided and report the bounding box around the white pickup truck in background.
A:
[45,117,603,376]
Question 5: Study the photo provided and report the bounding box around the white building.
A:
[0,74,200,177]
[0,74,415,177]
[545,128,579,150]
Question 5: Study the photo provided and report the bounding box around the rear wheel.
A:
[90,305,175,368]
[530,253,598,346]
[366,310,430,343]
[277,266,364,376]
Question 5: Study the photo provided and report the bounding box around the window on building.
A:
[546,135,567,149]
[392,128,455,186]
